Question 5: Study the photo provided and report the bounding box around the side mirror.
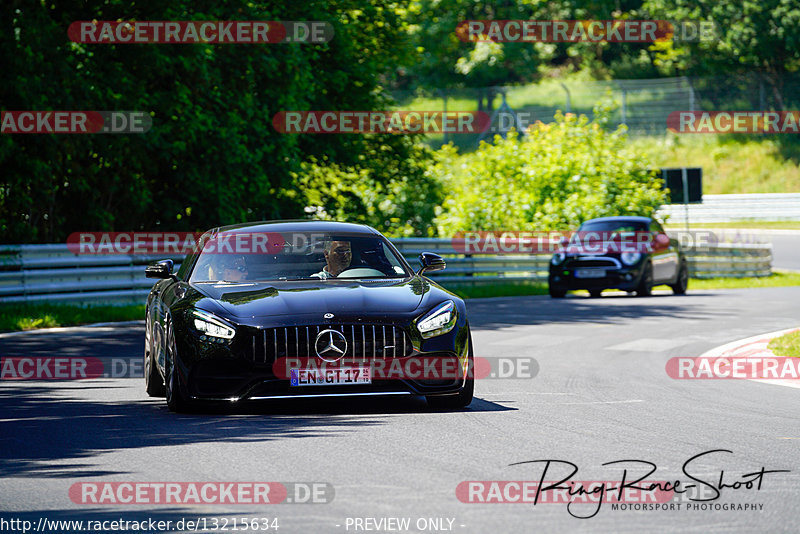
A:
[418,252,446,274]
[145,259,174,279]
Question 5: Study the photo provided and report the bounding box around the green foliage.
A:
[296,142,443,237]
[0,303,145,332]
[642,0,800,92]
[0,0,421,242]
[433,110,666,234]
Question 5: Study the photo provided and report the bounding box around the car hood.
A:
[190,277,429,320]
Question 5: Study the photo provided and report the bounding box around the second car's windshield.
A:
[189,232,410,282]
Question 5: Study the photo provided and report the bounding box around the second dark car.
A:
[548,216,688,298]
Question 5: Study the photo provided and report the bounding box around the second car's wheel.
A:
[165,318,191,412]
[636,262,653,297]
[588,289,602,298]
[670,262,689,295]
[548,283,567,298]
[427,336,474,411]
[144,318,165,397]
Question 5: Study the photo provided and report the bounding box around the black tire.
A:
[548,283,567,298]
[427,337,474,410]
[165,318,191,412]
[588,289,602,298]
[636,262,653,297]
[144,318,165,397]
[670,262,689,295]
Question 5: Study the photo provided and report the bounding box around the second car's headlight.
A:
[621,251,642,265]
[192,309,236,340]
[417,300,457,339]
[551,252,566,265]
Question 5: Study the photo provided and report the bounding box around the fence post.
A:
[560,83,571,113]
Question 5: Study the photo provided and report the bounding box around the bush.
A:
[295,141,443,237]
[433,110,666,235]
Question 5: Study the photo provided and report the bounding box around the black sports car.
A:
[144,221,473,412]
[548,216,688,298]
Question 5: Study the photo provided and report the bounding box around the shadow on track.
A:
[0,380,510,478]
[465,292,738,329]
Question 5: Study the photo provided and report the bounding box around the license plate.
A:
[575,269,606,278]
[290,367,371,386]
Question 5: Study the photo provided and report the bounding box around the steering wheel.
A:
[337,267,384,278]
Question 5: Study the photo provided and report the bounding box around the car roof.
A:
[581,216,653,225]
[207,220,381,236]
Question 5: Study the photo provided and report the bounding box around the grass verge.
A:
[768,330,800,358]
[2,271,798,331]
[0,304,145,333]
[442,271,800,299]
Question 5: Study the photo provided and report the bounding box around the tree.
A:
[0,0,429,242]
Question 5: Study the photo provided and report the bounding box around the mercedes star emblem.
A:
[324,313,334,319]
[315,329,347,362]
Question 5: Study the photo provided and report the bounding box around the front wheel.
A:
[427,337,474,410]
[548,283,567,298]
[670,262,689,295]
[144,318,165,397]
[165,319,192,412]
[636,262,653,297]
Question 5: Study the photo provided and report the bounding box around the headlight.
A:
[417,300,457,339]
[192,309,236,340]
[551,252,566,265]
[621,251,642,265]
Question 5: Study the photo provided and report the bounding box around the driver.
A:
[311,240,351,279]
[210,255,249,282]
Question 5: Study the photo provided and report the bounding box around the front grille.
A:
[571,259,618,268]
[244,324,413,364]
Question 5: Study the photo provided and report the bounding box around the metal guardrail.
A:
[0,239,772,305]
[657,193,800,223]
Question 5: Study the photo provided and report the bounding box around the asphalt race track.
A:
[1,288,799,533]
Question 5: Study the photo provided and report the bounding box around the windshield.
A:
[189,231,411,283]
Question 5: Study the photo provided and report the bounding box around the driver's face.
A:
[222,257,248,281]
[325,241,351,276]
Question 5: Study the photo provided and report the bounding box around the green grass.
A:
[441,271,800,299]
[688,271,800,289]
[0,304,145,332]
[768,330,800,358]
[632,134,800,194]
[443,281,549,299]
[3,272,798,329]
